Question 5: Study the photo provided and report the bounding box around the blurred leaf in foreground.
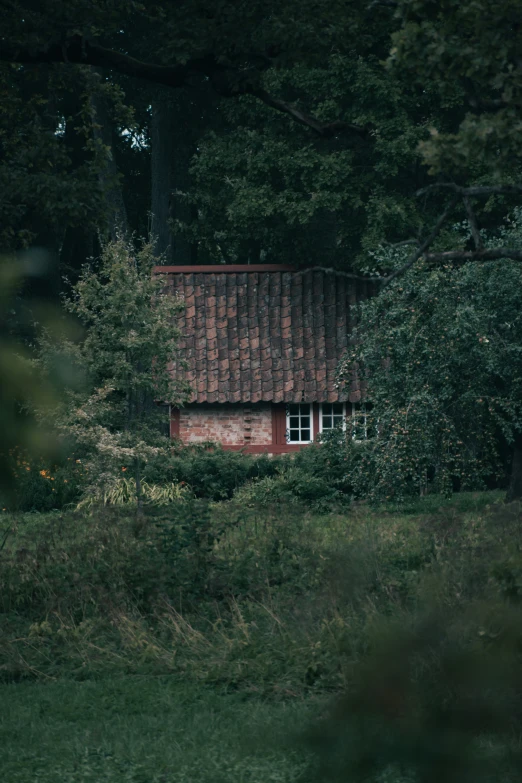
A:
[0,249,78,496]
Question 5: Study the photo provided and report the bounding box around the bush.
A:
[233,465,343,511]
[143,444,281,500]
[294,429,361,496]
[2,451,88,512]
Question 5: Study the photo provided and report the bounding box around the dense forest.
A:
[2,0,522,498]
[2,0,522,275]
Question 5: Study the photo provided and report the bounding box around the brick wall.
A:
[179,403,273,446]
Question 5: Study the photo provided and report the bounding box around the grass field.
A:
[1,491,521,782]
[0,677,314,783]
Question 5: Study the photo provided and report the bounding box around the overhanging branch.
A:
[249,87,368,137]
[416,183,522,198]
[381,197,459,287]
[0,35,367,138]
[292,266,382,282]
[425,248,522,263]
[1,36,191,86]
[296,195,522,287]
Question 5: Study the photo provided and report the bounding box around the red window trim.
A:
[273,402,321,446]
[272,405,287,445]
[170,406,180,438]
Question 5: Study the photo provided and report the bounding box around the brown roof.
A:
[157,265,370,404]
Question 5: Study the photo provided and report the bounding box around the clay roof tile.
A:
[160,266,369,404]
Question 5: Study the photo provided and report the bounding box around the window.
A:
[286,403,313,443]
[320,403,346,433]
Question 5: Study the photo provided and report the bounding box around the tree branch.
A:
[293,201,458,286]
[381,198,459,287]
[416,183,522,198]
[463,196,483,249]
[1,36,191,86]
[424,248,522,263]
[382,239,420,248]
[247,86,367,137]
[0,35,367,138]
[291,266,383,282]
[367,0,398,9]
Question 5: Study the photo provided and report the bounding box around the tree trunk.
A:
[56,79,100,284]
[506,432,522,502]
[60,225,99,281]
[89,73,130,242]
[150,88,194,264]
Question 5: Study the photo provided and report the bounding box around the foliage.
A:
[0,493,510,686]
[0,251,81,496]
[391,0,522,179]
[6,492,522,781]
[233,465,343,512]
[187,44,440,267]
[0,0,463,273]
[2,452,88,513]
[1,0,521,279]
[37,238,188,506]
[294,429,358,496]
[143,444,281,501]
[77,476,191,509]
[303,504,522,783]
[338,226,522,501]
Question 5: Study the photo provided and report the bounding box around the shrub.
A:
[233,465,343,511]
[2,451,88,512]
[143,444,281,500]
[2,492,519,704]
[294,429,361,496]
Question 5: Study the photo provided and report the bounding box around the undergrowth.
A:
[0,491,518,697]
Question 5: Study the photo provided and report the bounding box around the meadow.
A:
[1,491,522,782]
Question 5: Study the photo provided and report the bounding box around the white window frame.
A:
[319,402,347,434]
[286,403,314,444]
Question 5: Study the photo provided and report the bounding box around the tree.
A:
[2,0,522,278]
[4,0,521,279]
[366,0,522,273]
[0,1,370,137]
[338,213,522,501]
[38,239,188,507]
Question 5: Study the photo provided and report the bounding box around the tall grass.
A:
[0,492,517,693]
[2,492,522,780]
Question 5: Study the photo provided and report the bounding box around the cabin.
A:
[156,264,371,453]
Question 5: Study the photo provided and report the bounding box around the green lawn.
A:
[0,677,314,782]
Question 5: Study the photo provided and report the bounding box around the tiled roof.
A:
[157,266,371,404]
